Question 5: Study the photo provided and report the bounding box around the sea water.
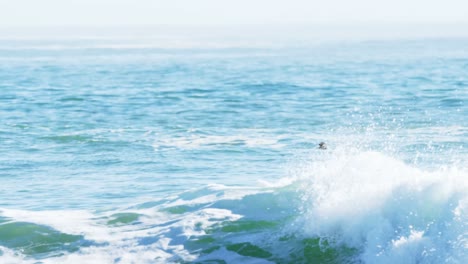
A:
[0,36,467,263]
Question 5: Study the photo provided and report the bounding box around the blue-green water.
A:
[0,38,467,263]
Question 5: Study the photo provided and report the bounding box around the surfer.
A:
[318,142,327,150]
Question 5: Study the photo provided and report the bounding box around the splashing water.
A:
[0,37,467,263]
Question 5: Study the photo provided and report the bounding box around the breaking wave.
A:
[1,149,466,263]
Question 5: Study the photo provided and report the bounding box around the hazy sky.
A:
[1,0,468,26]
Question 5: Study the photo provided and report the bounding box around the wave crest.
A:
[296,150,467,263]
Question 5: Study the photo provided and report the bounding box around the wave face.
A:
[296,150,467,264]
[0,38,467,263]
[0,151,466,263]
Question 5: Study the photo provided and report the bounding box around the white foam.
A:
[153,133,286,150]
[0,190,248,263]
[295,150,468,263]
[1,150,465,263]
[0,246,33,264]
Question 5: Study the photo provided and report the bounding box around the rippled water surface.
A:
[0,38,467,263]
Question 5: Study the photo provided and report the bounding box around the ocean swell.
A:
[0,150,466,263]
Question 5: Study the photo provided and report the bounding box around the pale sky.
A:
[1,0,467,26]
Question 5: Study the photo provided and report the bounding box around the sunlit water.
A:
[0,38,467,263]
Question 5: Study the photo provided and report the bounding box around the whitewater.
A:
[0,37,466,263]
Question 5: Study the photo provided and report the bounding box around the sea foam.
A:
[295,149,467,263]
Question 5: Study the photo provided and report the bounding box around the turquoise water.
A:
[0,38,467,263]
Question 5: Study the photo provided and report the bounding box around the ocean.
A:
[0,36,467,263]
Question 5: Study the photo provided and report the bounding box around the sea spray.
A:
[0,150,466,263]
[1,38,466,263]
[295,149,467,263]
